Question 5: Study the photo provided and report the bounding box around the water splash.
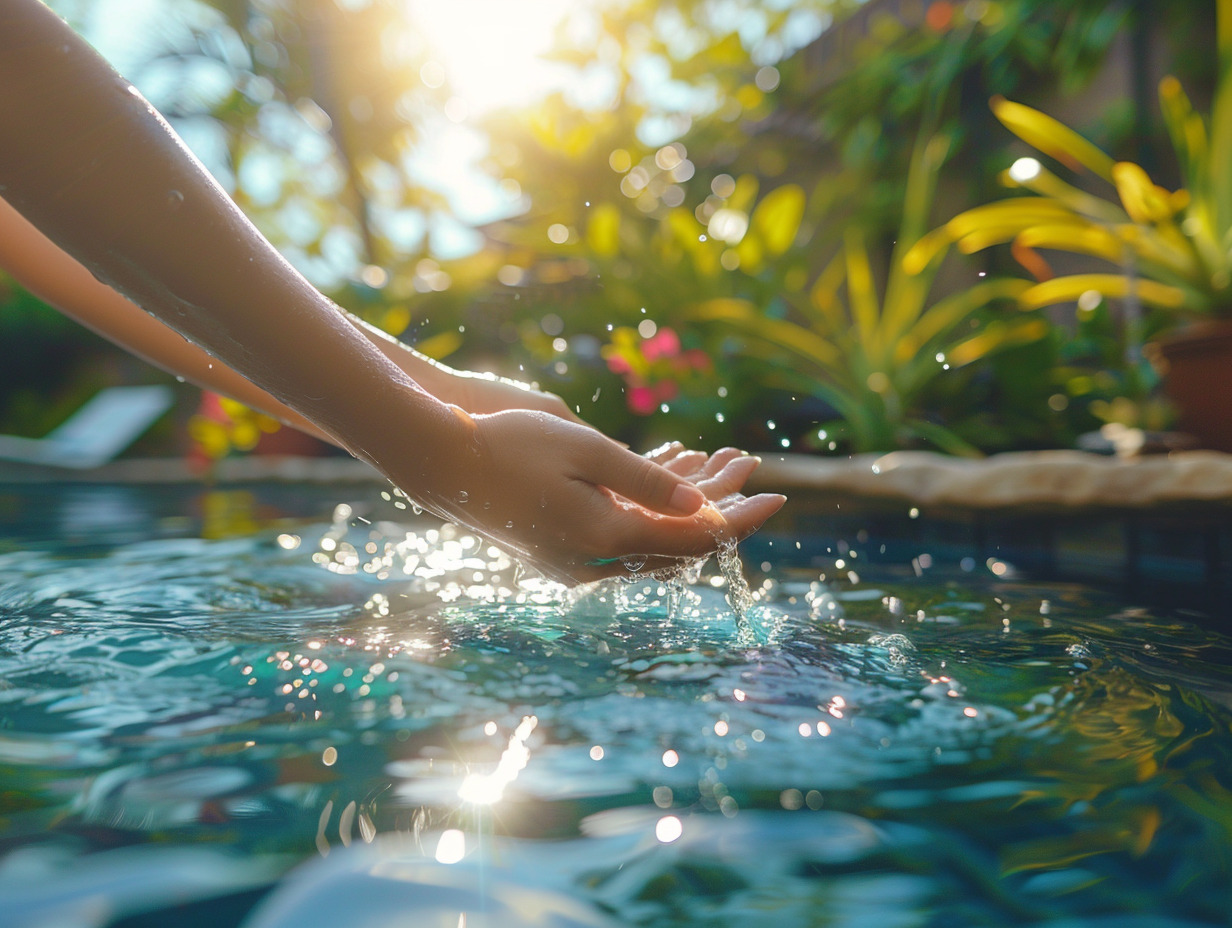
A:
[716,538,755,620]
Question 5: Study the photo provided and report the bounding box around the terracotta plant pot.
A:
[1146,319,1232,453]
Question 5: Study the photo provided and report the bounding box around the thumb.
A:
[587,442,706,516]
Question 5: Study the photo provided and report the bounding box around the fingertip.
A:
[719,492,787,537]
[759,492,788,515]
[668,481,707,515]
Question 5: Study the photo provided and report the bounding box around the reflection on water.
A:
[1,488,1232,927]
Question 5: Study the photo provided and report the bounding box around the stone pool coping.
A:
[746,449,1232,513]
[3,448,1232,511]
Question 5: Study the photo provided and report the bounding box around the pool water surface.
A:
[1,483,1231,927]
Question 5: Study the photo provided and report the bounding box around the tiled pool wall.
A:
[751,489,1231,620]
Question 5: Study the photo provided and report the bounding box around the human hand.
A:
[403,409,784,584]
[445,370,586,423]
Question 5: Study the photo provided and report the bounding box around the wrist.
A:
[339,379,477,501]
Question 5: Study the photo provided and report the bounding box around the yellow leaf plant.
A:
[691,132,1042,455]
[905,0,1232,319]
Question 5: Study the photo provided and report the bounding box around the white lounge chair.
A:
[0,384,174,469]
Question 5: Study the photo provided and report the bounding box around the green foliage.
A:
[687,133,1045,454]
[907,0,1232,323]
[12,0,1215,455]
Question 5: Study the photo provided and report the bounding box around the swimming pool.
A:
[2,481,1231,927]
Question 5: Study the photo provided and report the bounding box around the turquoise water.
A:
[2,485,1232,927]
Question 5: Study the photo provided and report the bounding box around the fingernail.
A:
[669,483,706,514]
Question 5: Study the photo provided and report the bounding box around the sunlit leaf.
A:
[1015,223,1126,264]
[586,203,622,258]
[901,227,951,275]
[735,233,765,275]
[945,317,1049,368]
[844,229,881,355]
[1020,275,1188,311]
[414,330,464,360]
[991,95,1117,180]
[1210,74,1232,240]
[689,298,843,369]
[943,199,1096,239]
[1006,167,1128,224]
[1112,162,1181,224]
[751,184,805,256]
[808,252,849,334]
[1159,75,1205,175]
[902,279,1033,366]
[728,174,761,215]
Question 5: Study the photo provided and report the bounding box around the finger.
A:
[709,493,786,541]
[643,441,685,464]
[694,455,761,500]
[605,492,786,559]
[574,492,787,580]
[661,449,708,477]
[584,442,707,516]
[698,447,746,479]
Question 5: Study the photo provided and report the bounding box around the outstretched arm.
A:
[0,194,579,439]
[0,194,336,443]
[0,0,783,581]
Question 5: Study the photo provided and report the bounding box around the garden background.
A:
[0,0,1219,464]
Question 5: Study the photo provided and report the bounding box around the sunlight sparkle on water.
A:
[656,815,684,844]
[457,715,538,805]
[435,829,467,864]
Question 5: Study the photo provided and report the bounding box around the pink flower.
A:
[627,385,658,415]
[642,327,681,361]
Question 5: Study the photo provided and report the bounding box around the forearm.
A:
[0,196,338,444]
[0,0,463,467]
[0,185,543,444]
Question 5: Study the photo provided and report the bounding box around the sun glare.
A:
[406,0,578,115]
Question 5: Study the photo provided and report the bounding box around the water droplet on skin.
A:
[456,490,469,504]
[622,555,648,572]
[505,521,514,529]
[167,189,184,210]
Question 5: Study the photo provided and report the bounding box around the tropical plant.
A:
[687,131,1044,455]
[905,0,1232,321]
